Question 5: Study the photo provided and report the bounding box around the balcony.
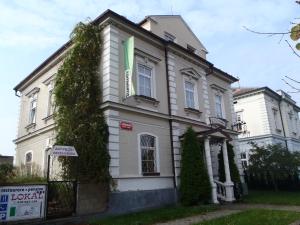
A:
[209,117,228,129]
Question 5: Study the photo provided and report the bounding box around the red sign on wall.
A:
[120,121,133,131]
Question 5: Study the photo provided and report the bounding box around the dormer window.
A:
[187,44,196,53]
[164,32,176,42]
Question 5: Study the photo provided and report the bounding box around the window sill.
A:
[142,172,160,176]
[25,123,36,130]
[184,107,202,116]
[134,95,160,107]
[42,114,53,123]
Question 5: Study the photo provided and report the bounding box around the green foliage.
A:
[180,127,211,206]
[0,164,14,183]
[54,21,110,183]
[247,143,300,191]
[218,142,240,183]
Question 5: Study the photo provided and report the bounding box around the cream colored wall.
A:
[117,29,169,114]
[234,93,271,137]
[280,101,300,139]
[118,111,172,177]
[172,56,207,122]
[17,64,59,138]
[206,75,234,126]
[142,16,207,59]
[15,129,55,175]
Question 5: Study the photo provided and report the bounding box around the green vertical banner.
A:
[124,36,135,98]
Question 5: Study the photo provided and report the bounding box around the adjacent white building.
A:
[233,87,300,167]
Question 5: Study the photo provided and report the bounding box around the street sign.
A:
[120,121,133,131]
[50,145,78,157]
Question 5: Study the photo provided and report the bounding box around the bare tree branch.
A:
[285,40,300,58]
[243,26,291,35]
[282,78,300,91]
[285,75,300,84]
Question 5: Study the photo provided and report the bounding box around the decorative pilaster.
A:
[167,53,178,116]
[201,75,211,124]
[172,121,181,186]
[204,138,218,204]
[222,139,235,202]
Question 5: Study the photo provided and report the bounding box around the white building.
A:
[233,87,300,167]
[13,10,244,211]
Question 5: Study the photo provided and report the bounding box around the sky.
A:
[0,0,299,157]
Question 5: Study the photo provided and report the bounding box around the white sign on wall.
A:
[50,145,78,157]
[0,185,46,222]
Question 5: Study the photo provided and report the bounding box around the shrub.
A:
[180,127,211,206]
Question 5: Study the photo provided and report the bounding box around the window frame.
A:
[137,132,160,176]
[183,76,199,110]
[28,93,38,124]
[215,94,224,119]
[47,82,54,117]
[24,151,33,175]
[136,58,156,99]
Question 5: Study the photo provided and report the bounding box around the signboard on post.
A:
[0,185,46,222]
[50,145,78,157]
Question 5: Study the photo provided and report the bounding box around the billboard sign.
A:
[0,185,46,221]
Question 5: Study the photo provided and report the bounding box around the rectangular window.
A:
[241,152,248,167]
[138,64,152,97]
[187,44,196,53]
[215,95,223,118]
[273,109,280,130]
[164,31,176,42]
[140,134,156,174]
[236,112,243,131]
[184,81,195,108]
[29,93,37,124]
[47,85,54,116]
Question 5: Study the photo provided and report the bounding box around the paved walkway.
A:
[154,203,300,225]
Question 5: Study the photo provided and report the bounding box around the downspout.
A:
[164,43,177,191]
[278,97,289,150]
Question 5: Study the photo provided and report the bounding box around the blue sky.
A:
[0,0,299,157]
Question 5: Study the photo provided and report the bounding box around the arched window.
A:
[25,152,33,175]
[139,134,158,175]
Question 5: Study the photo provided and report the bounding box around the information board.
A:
[0,185,46,221]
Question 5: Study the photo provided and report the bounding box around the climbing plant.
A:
[180,127,211,206]
[54,21,110,183]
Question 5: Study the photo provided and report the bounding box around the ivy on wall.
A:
[54,22,110,183]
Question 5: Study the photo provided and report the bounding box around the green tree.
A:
[248,143,300,191]
[180,127,211,205]
[218,142,240,183]
[54,22,110,183]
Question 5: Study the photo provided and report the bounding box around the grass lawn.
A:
[243,190,300,206]
[197,209,300,225]
[90,205,217,225]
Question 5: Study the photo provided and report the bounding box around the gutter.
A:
[278,98,289,150]
[164,43,177,190]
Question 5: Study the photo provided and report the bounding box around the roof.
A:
[139,15,208,52]
[233,87,300,111]
[14,9,237,91]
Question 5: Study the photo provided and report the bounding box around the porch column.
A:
[204,138,218,204]
[222,139,235,202]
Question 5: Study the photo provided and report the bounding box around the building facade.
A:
[233,87,300,167]
[14,10,243,210]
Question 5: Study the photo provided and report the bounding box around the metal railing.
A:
[214,180,227,201]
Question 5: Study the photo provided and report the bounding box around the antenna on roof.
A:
[237,76,241,89]
[170,0,174,15]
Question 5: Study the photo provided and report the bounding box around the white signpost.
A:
[0,185,46,222]
[50,145,78,157]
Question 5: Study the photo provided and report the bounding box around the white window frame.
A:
[183,76,199,109]
[137,132,160,175]
[214,93,225,119]
[24,151,33,175]
[272,108,281,131]
[29,93,38,124]
[136,57,156,99]
[47,82,54,117]
[164,31,176,42]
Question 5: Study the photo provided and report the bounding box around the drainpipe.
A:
[164,44,177,191]
[278,98,288,150]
